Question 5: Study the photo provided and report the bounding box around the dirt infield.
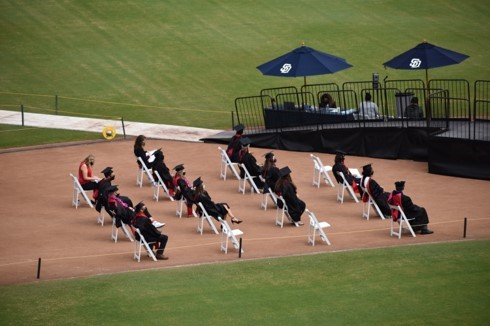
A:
[1,138,489,285]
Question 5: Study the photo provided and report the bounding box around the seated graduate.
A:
[360,164,391,218]
[226,123,245,163]
[192,177,242,224]
[95,167,133,213]
[133,134,159,170]
[332,150,362,195]
[404,97,424,119]
[388,181,433,234]
[132,201,169,260]
[261,152,280,193]
[152,150,176,197]
[172,163,195,217]
[238,137,265,189]
[274,166,305,226]
[106,185,135,228]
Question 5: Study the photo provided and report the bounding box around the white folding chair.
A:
[97,210,105,226]
[261,187,278,211]
[361,186,385,221]
[389,205,417,239]
[133,228,157,262]
[136,157,155,188]
[111,217,134,243]
[175,197,197,218]
[153,170,175,202]
[310,154,335,188]
[218,217,243,254]
[69,173,94,209]
[336,171,359,204]
[275,196,299,228]
[196,202,220,235]
[218,146,240,181]
[238,163,261,194]
[306,209,331,246]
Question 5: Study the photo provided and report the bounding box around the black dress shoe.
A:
[421,229,434,235]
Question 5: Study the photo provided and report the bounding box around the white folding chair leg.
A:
[97,210,105,226]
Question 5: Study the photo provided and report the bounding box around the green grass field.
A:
[1,240,489,325]
[1,0,489,130]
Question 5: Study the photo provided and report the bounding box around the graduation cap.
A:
[335,150,346,156]
[279,166,291,178]
[101,167,113,177]
[107,185,119,193]
[395,181,406,190]
[173,164,185,172]
[263,152,274,159]
[233,124,245,133]
[134,201,145,212]
[193,177,203,188]
[240,137,252,147]
[362,164,373,176]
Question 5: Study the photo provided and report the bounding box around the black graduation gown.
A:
[264,166,280,192]
[195,191,228,222]
[134,147,152,169]
[365,177,391,216]
[226,134,242,163]
[239,152,264,188]
[333,162,359,186]
[153,161,175,190]
[281,181,305,222]
[401,193,430,226]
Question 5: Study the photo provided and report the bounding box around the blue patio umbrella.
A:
[383,41,469,86]
[256,44,352,85]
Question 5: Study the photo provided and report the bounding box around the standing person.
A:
[226,124,245,163]
[132,202,169,260]
[262,152,280,193]
[193,177,242,224]
[332,150,362,195]
[172,164,194,217]
[358,92,380,119]
[134,135,159,169]
[388,181,433,234]
[238,137,264,189]
[404,97,424,119]
[152,150,175,197]
[78,155,101,200]
[360,164,391,218]
[275,166,305,225]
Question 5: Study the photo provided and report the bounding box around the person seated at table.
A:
[358,92,380,119]
[274,166,305,226]
[404,97,424,119]
[172,163,195,217]
[152,150,176,197]
[388,181,433,234]
[133,135,159,170]
[193,177,242,224]
[261,152,280,193]
[360,164,391,218]
[238,137,264,189]
[332,150,362,195]
[319,93,337,109]
[226,124,245,163]
[132,201,169,260]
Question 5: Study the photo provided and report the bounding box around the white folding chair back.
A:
[218,146,240,181]
[361,186,385,221]
[133,228,157,262]
[196,202,220,235]
[136,157,155,188]
[218,217,243,254]
[175,197,197,218]
[336,171,359,204]
[306,209,331,246]
[275,196,297,228]
[238,163,261,194]
[70,173,94,209]
[153,170,175,202]
[111,217,134,243]
[389,205,417,239]
[310,154,335,188]
[261,187,278,211]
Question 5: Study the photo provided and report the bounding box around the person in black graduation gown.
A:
[360,164,391,217]
[262,152,280,193]
[95,167,133,213]
[238,137,264,189]
[226,124,245,163]
[388,181,433,234]
[172,164,195,217]
[192,177,242,224]
[133,135,159,170]
[132,202,169,260]
[332,150,362,195]
[152,150,175,196]
[274,166,305,225]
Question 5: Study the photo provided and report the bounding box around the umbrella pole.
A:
[304,76,307,86]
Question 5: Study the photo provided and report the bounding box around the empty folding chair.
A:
[153,170,175,202]
[310,154,335,188]
[196,202,220,235]
[133,228,157,262]
[218,217,243,254]
[238,163,261,194]
[389,205,417,239]
[218,146,240,181]
[336,172,359,204]
[136,157,156,188]
[306,209,331,246]
[69,173,94,209]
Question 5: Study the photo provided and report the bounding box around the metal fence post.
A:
[21,104,24,126]
[121,117,126,139]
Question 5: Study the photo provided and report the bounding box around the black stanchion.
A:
[37,257,41,279]
[121,117,126,139]
[239,237,242,258]
[463,217,467,238]
[21,104,24,126]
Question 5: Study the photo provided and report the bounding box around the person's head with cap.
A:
[335,150,346,164]
[174,163,185,175]
[395,181,405,191]
[100,166,114,178]
[234,124,245,135]
[264,152,276,163]
[134,201,145,213]
[193,176,203,189]
[240,137,252,152]
[362,163,373,177]
[107,185,119,194]
[279,166,292,178]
